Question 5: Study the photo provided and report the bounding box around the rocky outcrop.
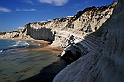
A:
[53,0,124,82]
[0,29,33,40]
[60,34,100,62]
[22,2,116,47]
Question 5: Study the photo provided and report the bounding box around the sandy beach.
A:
[20,40,64,54]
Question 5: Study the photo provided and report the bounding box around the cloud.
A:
[25,0,35,5]
[66,16,73,18]
[18,0,35,5]
[16,8,36,11]
[84,0,91,4]
[84,1,89,4]
[0,6,11,12]
[17,26,24,29]
[38,0,69,6]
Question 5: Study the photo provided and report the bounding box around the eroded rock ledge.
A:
[53,0,124,82]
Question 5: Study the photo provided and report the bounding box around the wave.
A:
[13,40,29,48]
[0,50,3,53]
[0,40,29,53]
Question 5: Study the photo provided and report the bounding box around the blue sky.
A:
[0,0,115,32]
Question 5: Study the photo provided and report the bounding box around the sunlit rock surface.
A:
[24,2,116,47]
[0,2,116,47]
[53,0,124,82]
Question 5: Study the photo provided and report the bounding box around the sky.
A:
[0,0,116,32]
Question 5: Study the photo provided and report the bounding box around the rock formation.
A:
[0,1,122,82]
[0,2,116,47]
[0,29,33,40]
[25,23,55,42]
[53,0,124,82]
[27,2,116,47]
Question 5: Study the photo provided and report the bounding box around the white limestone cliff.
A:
[23,2,116,48]
[53,0,124,82]
[0,2,116,48]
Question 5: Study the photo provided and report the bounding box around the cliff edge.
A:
[53,0,124,82]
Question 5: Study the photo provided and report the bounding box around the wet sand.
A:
[0,40,67,82]
[20,40,64,54]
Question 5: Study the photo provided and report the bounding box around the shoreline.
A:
[17,39,64,55]
[0,39,67,82]
[0,38,64,56]
[0,38,64,51]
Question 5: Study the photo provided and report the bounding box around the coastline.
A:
[1,1,124,82]
[0,39,67,82]
[0,38,64,52]
[20,39,64,54]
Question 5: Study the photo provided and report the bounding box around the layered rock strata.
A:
[53,0,124,82]
[25,23,55,42]
[60,35,100,62]
[25,2,116,47]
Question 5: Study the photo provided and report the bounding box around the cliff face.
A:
[25,23,55,42]
[53,0,124,82]
[23,2,116,47]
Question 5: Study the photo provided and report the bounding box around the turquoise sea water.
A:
[0,40,17,52]
[0,40,44,53]
[0,40,67,82]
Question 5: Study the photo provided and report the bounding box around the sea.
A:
[0,39,68,82]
